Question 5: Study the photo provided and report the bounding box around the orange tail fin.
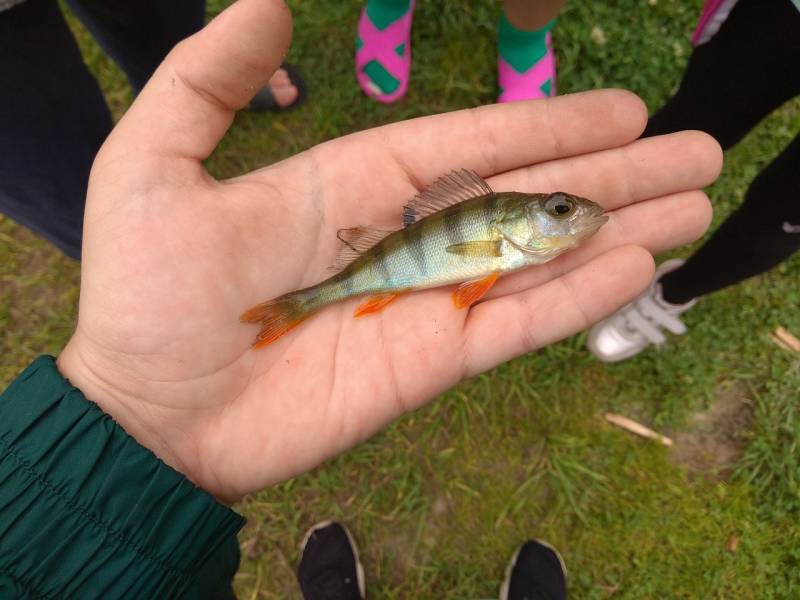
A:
[353,293,402,317]
[241,295,309,349]
[453,272,499,309]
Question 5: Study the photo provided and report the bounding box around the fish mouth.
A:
[591,211,610,228]
[579,207,609,237]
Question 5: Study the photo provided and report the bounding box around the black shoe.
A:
[297,521,365,600]
[499,539,567,600]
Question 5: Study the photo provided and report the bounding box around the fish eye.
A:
[545,194,575,219]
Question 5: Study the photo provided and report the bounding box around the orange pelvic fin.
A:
[353,293,401,317]
[241,295,308,349]
[453,272,500,309]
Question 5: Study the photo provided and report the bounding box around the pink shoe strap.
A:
[356,1,415,84]
[497,34,555,103]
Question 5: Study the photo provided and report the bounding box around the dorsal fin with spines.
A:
[402,169,493,227]
[333,226,394,270]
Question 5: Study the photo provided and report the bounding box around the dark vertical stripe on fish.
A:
[473,196,495,240]
[458,200,483,245]
[402,223,427,275]
[444,202,465,247]
[374,249,392,284]
[330,270,354,299]
[340,271,355,296]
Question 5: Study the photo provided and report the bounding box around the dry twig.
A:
[604,413,674,447]
[770,326,800,352]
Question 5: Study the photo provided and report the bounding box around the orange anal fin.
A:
[252,316,308,349]
[353,293,402,317]
[453,273,500,309]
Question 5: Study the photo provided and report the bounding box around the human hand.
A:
[57,0,721,504]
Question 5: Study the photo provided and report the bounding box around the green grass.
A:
[2,1,800,597]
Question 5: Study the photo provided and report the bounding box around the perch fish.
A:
[242,169,608,348]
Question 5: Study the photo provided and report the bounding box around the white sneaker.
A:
[587,259,697,363]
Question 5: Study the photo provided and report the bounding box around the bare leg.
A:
[503,0,566,31]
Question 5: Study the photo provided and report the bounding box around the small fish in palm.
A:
[242,169,608,348]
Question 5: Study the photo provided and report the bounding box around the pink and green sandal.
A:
[355,0,415,103]
[497,15,557,103]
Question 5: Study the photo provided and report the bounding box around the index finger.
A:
[363,89,649,186]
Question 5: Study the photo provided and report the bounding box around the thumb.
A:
[103,0,292,164]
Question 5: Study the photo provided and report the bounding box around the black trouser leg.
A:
[640,0,800,302]
[0,0,206,259]
[644,0,800,149]
[659,134,800,304]
[65,0,206,94]
[0,0,111,259]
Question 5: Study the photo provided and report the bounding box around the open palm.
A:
[58,0,721,504]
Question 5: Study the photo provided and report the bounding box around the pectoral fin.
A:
[354,293,402,317]
[452,273,500,309]
[445,240,502,258]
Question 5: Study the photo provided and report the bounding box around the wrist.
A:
[57,335,189,484]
